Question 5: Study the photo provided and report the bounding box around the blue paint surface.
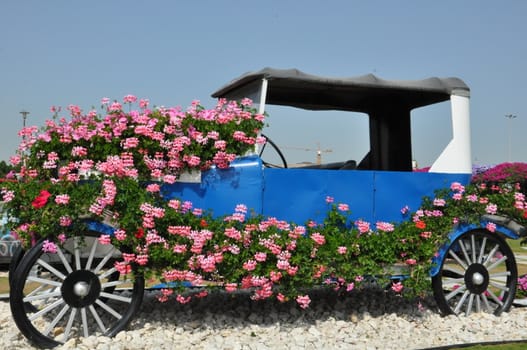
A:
[159,155,471,226]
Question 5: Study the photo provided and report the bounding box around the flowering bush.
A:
[472,162,527,189]
[2,95,527,309]
[1,96,265,242]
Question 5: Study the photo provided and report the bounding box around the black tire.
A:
[9,232,145,348]
[432,229,517,316]
[8,244,25,287]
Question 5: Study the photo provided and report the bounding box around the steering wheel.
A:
[259,134,288,168]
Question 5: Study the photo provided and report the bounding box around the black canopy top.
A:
[211,67,470,113]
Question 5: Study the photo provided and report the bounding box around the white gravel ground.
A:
[2,287,527,350]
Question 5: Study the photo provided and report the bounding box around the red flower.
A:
[200,219,208,228]
[32,190,51,209]
[415,221,426,230]
[135,227,145,239]
[524,210,527,219]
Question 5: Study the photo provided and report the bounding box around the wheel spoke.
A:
[95,299,124,319]
[486,288,504,306]
[475,295,481,313]
[81,307,89,338]
[63,308,77,342]
[454,290,470,314]
[23,290,62,302]
[477,237,487,264]
[74,237,82,270]
[99,267,118,280]
[28,298,65,321]
[486,255,507,272]
[465,293,475,316]
[442,266,465,278]
[56,245,73,274]
[482,244,500,266]
[85,238,99,270]
[470,235,477,264]
[101,279,127,289]
[26,276,63,288]
[99,291,133,304]
[481,293,492,311]
[446,285,467,301]
[36,258,66,281]
[88,304,108,333]
[489,280,509,292]
[43,304,70,337]
[448,249,468,270]
[458,239,472,266]
[94,247,116,274]
[488,271,511,279]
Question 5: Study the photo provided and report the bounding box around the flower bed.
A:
[1,96,527,308]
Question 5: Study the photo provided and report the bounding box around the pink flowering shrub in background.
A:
[2,95,527,309]
[472,162,527,189]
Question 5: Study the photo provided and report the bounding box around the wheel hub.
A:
[472,272,485,286]
[73,281,90,297]
[464,263,489,294]
[62,270,101,307]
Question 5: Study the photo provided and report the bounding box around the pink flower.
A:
[337,246,347,255]
[287,265,298,276]
[114,261,131,275]
[146,183,161,193]
[450,182,465,193]
[254,252,267,262]
[225,283,237,293]
[433,198,446,206]
[420,231,432,239]
[355,275,364,283]
[136,254,149,265]
[296,295,311,309]
[270,270,282,282]
[355,220,370,234]
[346,282,355,292]
[391,281,404,293]
[277,293,287,303]
[122,137,139,149]
[55,234,66,244]
[1,189,15,202]
[54,194,70,205]
[486,222,497,233]
[243,259,257,271]
[98,234,112,245]
[176,294,191,304]
[376,221,394,232]
[277,259,290,270]
[139,99,149,109]
[452,193,463,201]
[311,232,326,245]
[123,94,137,104]
[405,258,417,265]
[325,196,334,204]
[485,203,498,215]
[42,240,57,253]
[114,229,127,241]
[59,216,72,227]
[338,203,349,211]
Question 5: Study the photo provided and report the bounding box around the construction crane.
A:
[282,142,333,165]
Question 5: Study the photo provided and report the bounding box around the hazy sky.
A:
[1,0,526,167]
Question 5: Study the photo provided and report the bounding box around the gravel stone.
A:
[2,288,527,349]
